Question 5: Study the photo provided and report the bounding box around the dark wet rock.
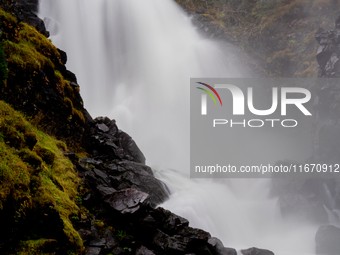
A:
[118,130,146,164]
[151,207,189,234]
[176,226,211,243]
[94,168,111,185]
[271,170,336,223]
[316,16,340,78]
[79,157,169,207]
[103,188,149,214]
[96,184,116,197]
[208,237,237,255]
[85,247,101,255]
[97,123,110,133]
[78,229,93,244]
[140,214,158,229]
[241,247,274,255]
[104,229,119,250]
[0,0,48,36]
[109,161,169,207]
[135,246,155,255]
[315,28,331,45]
[316,44,333,73]
[87,117,145,164]
[315,225,340,255]
[111,246,126,254]
[57,48,67,64]
[152,229,188,253]
[313,18,340,234]
[89,238,106,248]
[81,158,103,167]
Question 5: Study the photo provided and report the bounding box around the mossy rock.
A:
[16,239,59,254]
[0,101,84,253]
[0,124,25,149]
[18,148,42,168]
[34,145,55,165]
[24,131,38,150]
[56,141,67,151]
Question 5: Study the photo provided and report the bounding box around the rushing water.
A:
[39,1,317,254]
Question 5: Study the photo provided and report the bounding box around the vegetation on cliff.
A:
[0,101,83,253]
[0,7,85,254]
[0,8,87,150]
[177,0,340,77]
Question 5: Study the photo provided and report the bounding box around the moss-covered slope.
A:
[0,6,87,254]
[0,100,83,254]
[0,8,90,150]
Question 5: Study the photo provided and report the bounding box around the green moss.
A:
[3,40,54,72]
[56,141,67,151]
[0,100,84,252]
[54,70,68,95]
[63,97,85,123]
[0,9,19,40]
[16,238,58,255]
[73,108,85,124]
[18,148,43,168]
[0,142,31,210]
[18,23,60,63]
[34,145,55,165]
[0,124,25,149]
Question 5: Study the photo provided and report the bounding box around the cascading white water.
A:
[39,1,317,254]
[39,0,246,171]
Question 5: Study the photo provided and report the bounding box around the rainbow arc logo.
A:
[196,82,223,106]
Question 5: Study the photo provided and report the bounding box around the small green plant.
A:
[75,196,82,205]
[71,216,79,221]
[115,229,133,240]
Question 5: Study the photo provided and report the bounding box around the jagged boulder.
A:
[78,157,169,207]
[0,0,48,36]
[86,117,146,164]
[208,237,237,255]
[315,225,340,255]
[241,247,274,255]
[103,188,149,214]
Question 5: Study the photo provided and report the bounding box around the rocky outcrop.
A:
[76,202,238,255]
[70,117,242,254]
[85,117,146,164]
[315,225,340,255]
[241,247,274,255]
[0,0,47,36]
[0,2,92,147]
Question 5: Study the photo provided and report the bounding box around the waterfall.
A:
[39,1,317,254]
